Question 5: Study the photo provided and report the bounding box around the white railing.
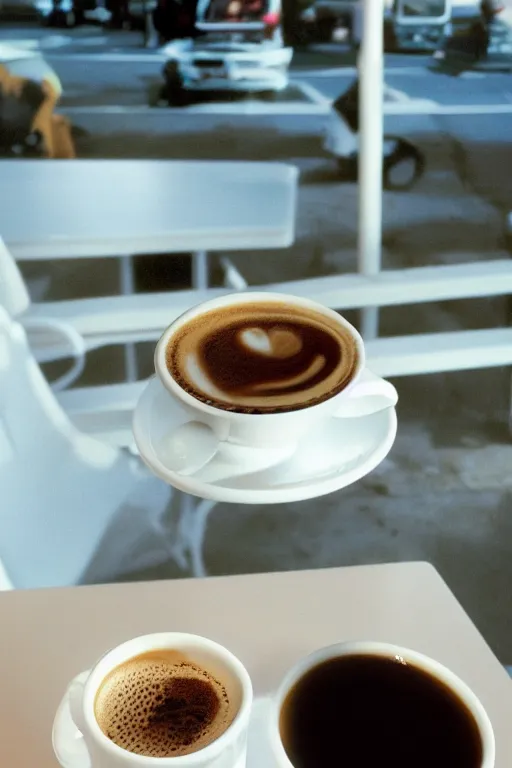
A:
[53,254,512,446]
[33,258,512,376]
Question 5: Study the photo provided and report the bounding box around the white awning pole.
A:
[358,0,384,339]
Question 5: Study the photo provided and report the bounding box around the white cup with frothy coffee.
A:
[154,292,398,456]
[52,633,253,768]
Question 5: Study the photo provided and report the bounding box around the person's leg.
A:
[50,115,76,159]
[475,18,490,59]
[31,81,58,158]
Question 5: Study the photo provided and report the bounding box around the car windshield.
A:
[398,0,447,16]
[205,0,270,22]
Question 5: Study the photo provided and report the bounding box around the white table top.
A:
[0,563,510,767]
[0,160,297,259]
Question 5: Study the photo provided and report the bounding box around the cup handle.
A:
[52,671,91,768]
[334,368,398,419]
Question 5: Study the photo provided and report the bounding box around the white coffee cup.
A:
[52,633,253,768]
[154,292,398,452]
[270,641,495,768]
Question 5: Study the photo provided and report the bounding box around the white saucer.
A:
[133,377,397,505]
[54,689,275,768]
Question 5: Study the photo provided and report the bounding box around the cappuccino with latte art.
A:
[165,301,359,414]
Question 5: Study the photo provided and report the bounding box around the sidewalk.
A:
[441,114,512,215]
[0,23,147,52]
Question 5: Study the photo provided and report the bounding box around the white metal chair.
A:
[0,235,245,391]
[0,235,245,445]
[0,237,90,393]
[0,304,177,590]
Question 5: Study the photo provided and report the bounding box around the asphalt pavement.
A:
[2,24,512,660]
[38,38,512,216]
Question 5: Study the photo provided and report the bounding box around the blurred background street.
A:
[1,6,512,659]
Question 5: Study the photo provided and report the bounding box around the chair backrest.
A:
[0,237,30,317]
[0,305,136,589]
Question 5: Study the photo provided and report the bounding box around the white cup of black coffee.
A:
[271,641,495,768]
[154,292,398,452]
[52,633,253,768]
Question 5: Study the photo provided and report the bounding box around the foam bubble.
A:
[94,651,233,758]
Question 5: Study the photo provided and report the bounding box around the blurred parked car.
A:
[383,0,451,51]
[35,0,110,26]
[296,0,359,43]
[0,0,39,19]
[161,0,292,100]
[296,0,449,50]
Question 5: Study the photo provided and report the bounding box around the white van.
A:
[384,0,452,50]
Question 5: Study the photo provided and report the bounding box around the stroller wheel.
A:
[383,137,425,191]
[336,154,358,181]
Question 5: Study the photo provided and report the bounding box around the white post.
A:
[358,0,384,340]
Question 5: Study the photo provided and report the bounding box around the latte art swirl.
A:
[166,302,359,414]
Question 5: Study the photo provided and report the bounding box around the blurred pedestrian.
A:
[478,0,504,57]
[107,0,130,27]
[281,0,301,46]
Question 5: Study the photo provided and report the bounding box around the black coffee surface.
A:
[280,655,483,768]
[166,302,358,414]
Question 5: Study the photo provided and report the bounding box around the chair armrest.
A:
[27,288,229,353]
[57,381,148,449]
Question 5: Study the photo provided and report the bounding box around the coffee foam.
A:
[94,650,233,758]
[165,301,358,414]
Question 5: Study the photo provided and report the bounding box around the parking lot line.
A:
[63,101,331,116]
[295,81,332,106]
[47,52,167,63]
[63,97,512,117]
[293,66,429,78]
[63,93,512,117]
[385,102,512,115]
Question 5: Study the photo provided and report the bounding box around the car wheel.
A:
[383,138,425,191]
[163,62,189,106]
[259,90,277,101]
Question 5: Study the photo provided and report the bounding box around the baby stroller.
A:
[324,77,425,191]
